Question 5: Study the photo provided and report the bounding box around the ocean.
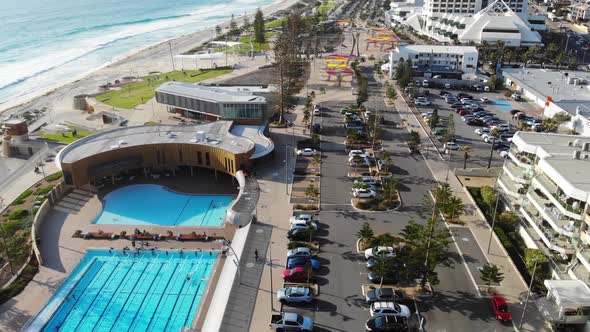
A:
[0,0,271,109]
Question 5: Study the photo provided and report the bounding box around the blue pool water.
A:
[94,184,233,227]
[31,249,218,332]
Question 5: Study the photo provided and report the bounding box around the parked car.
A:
[287,257,321,270]
[439,90,451,96]
[365,316,408,332]
[270,312,314,332]
[458,109,471,116]
[297,148,317,156]
[287,228,312,241]
[287,247,314,259]
[475,127,490,135]
[466,119,485,126]
[444,142,461,150]
[282,266,310,282]
[491,296,512,322]
[290,214,315,224]
[462,115,475,122]
[365,288,405,303]
[349,149,369,158]
[290,220,318,230]
[415,97,431,106]
[450,103,464,109]
[370,301,411,318]
[458,93,473,99]
[364,246,396,259]
[350,157,371,167]
[509,109,521,115]
[480,97,490,103]
[354,176,378,186]
[277,286,313,304]
[368,272,399,284]
[353,188,377,198]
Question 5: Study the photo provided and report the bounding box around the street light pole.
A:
[217,239,241,284]
[445,149,452,182]
[269,241,274,312]
[285,144,289,195]
[519,258,538,329]
[168,42,175,71]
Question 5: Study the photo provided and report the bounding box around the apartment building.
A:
[497,132,590,284]
[387,0,544,45]
[569,3,590,22]
[388,45,478,78]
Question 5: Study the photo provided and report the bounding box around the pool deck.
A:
[0,174,240,332]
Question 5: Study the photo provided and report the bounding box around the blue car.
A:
[287,257,321,270]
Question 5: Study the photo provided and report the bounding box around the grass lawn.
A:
[237,33,273,53]
[317,1,335,14]
[95,68,233,109]
[39,126,93,143]
[264,18,287,29]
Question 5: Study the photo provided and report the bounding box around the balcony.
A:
[527,191,578,238]
[508,150,533,169]
[533,174,582,220]
[503,161,532,184]
[520,205,576,255]
[498,174,522,198]
[576,248,590,273]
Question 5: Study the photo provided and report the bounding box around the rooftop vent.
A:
[583,142,590,151]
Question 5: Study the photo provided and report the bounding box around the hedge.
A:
[34,185,55,196]
[8,209,29,221]
[45,171,63,182]
[0,260,38,305]
[12,190,33,205]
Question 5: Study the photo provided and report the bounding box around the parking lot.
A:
[412,86,542,170]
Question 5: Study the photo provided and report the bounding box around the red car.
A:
[491,296,511,322]
[282,267,310,282]
[458,110,472,116]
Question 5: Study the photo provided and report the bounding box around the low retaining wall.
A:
[454,167,502,178]
[31,182,71,266]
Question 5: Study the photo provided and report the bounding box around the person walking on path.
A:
[254,249,259,262]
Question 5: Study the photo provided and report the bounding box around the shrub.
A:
[45,171,63,182]
[34,185,55,196]
[493,227,513,251]
[13,190,33,205]
[294,204,318,211]
[367,233,403,248]
[8,209,29,221]
[0,260,38,305]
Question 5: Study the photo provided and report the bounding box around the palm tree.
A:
[382,178,398,204]
[372,253,394,289]
[356,222,375,249]
[444,196,466,223]
[494,40,506,66]
[462,146,472,169]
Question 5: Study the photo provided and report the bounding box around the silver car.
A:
[277,286,313,303]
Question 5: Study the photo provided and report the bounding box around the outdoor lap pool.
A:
[28,249,218,332]
[94,184,233,227]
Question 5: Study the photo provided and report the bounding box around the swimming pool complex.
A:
[93,184,233,227]
[29,249,218,332]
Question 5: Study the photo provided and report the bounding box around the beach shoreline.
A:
[0,0,296,116]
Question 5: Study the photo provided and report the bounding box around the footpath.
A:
[389,87,550,332]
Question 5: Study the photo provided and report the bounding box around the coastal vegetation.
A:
[95,68,232,109]
[317,1,336,14]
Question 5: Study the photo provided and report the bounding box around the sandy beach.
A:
[0,0,297,118]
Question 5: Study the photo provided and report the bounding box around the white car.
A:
[287,247,313,259]
[490,123,510,131]
[353,188,377,198]
[500,150,509,158]
[290,214,315,224]
[313,109,320,116]
[415,97,431,106]
[277,286,313,303]
[370,301,411,318]
[364,246,396,259]
[354,176,377,186]
[349,149,369,158]
[444,142,461,150]
[475,128,490,135]
[297,148,317,156]
[484,86,491,92]
[291,219,318,230]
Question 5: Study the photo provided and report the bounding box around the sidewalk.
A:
[390,88,550,332]
[0,158,59,211]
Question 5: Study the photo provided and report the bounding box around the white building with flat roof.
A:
[502,68,590,136]
[389,45,478,78]
[497,132,590,284]
[388,0,544,45]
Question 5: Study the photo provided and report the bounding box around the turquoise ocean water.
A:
[0,0,271,108]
